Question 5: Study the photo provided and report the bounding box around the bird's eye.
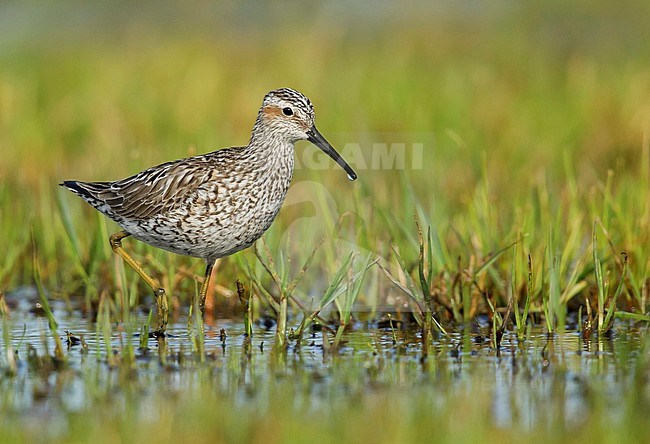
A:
[282,107,293,116]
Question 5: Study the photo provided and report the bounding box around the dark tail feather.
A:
[60,180,80,190]
[60,180,108,201]
[60,180,88,199]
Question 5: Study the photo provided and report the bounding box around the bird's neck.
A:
[246,127,295,177]
[248,123,295,158]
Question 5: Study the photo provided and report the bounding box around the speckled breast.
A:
[122,161,293,261]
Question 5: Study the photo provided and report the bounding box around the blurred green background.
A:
[1,2,650,442]
[3,0,648,186]
[0,0,648,308]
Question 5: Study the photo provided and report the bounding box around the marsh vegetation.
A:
[1,2,649,442]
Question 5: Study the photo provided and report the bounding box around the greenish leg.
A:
[109,231,168,334]
[199,259,216,316]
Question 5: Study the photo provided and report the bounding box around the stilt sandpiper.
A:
[61,88,357,334]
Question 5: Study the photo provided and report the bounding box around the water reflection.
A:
[1,297,647,433]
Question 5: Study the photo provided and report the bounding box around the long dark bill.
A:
[307,126,357,181]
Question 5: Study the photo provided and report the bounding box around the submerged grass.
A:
[1,1,650,441]
[1,306,649,444]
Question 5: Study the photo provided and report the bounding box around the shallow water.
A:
[1,288,648,438]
